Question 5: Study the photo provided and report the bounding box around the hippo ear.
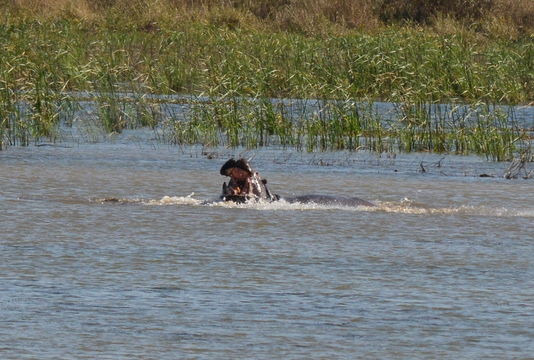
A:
[220,159,237,176]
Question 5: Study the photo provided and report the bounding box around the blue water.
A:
[1,143,533,359]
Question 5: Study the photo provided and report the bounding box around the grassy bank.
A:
[0,1,532,159]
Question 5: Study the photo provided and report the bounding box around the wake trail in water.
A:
[362,197,534,217]
[135,194,534,218]
[144,194,203,206]
[371,201,534,217]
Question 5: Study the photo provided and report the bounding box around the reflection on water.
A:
[1,144,533,359]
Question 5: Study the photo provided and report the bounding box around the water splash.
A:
[143,193,202,206]
[214,197,534,218]
[99,193,533,218]
[371,200,534,217]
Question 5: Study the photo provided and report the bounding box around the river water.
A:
[1,137,533,359]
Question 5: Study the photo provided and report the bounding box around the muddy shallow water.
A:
[1,142,533,359]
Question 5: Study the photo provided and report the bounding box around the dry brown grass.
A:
[271,0,380,33]
[8,0,95,19]
[493,0,534,32]
[3,0,533,34]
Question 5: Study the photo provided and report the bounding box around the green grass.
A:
[0,15,532,159]
[1,19,531,102]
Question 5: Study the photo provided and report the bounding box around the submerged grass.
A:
[170,97,530,161]
[0,6,532,159]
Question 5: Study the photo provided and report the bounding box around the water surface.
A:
[1,143,533,359]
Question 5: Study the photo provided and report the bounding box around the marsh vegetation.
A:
[1,0,532,160]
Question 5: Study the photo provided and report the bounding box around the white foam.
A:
[371,201,534,217]
[204,198,373,212]
[139,194,534,218]
[514,209,534,217]
[144,193,202,206]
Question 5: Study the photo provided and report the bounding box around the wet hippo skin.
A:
[222,193,374,207]
[283,194,375,207]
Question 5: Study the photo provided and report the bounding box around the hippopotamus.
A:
[220,158,279,203]
[219,158,374,207]
[283,194,375,207]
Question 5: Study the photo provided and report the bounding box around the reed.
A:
[1,16,530,102]
[0,77,20,149]
[0,5,531,159]
[167,97,527,161]
[0,47,30,147]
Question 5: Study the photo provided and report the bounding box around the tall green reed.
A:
[0,17,530,160]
